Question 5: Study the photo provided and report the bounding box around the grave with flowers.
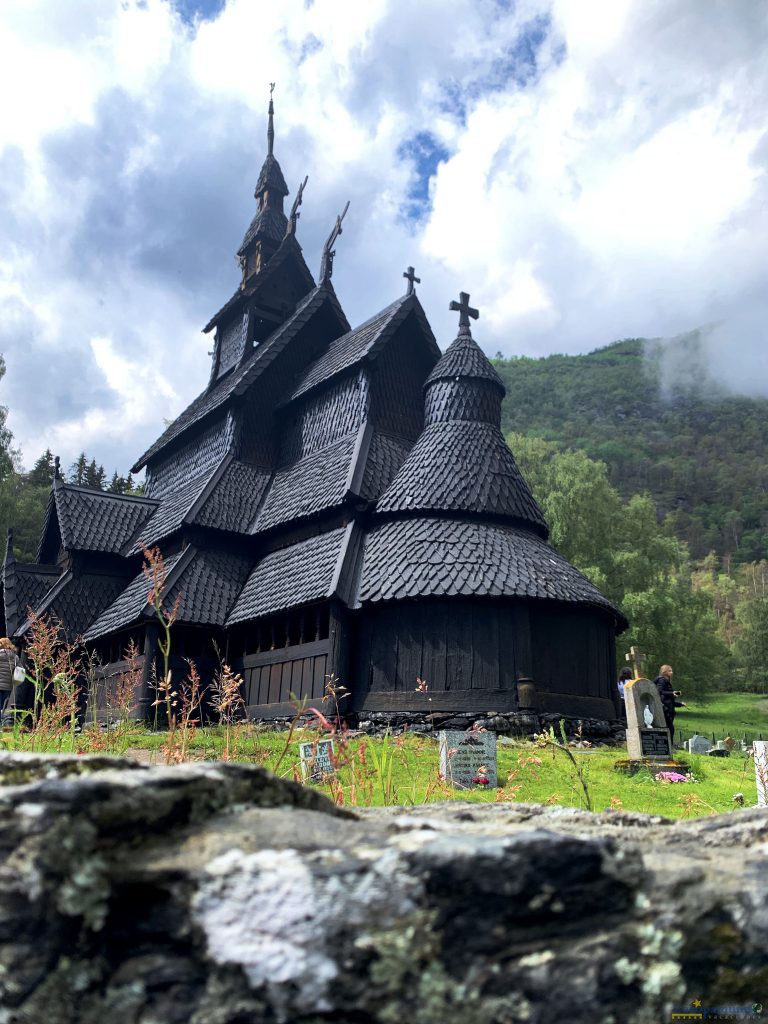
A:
[438,727,498,789]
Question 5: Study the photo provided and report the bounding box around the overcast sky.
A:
[1,0,766,475]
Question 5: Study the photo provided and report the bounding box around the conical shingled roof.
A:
[424,328,505,391]
[255,153,288,197]
[376,322,548,536]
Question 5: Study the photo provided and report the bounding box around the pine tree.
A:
[70,453,88,486]
[28,449,55,487]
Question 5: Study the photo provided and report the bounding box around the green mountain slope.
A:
[495,338,768,562]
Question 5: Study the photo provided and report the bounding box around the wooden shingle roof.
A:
[16,570,130,640]
[133,283,348,472]
[84,547,252,640]
[376,420,548,533]
[40,484,158,558]
[289,292,439,403]
[227,527,348,624]
[355,518,626,625]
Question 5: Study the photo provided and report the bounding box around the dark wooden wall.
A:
[241,639,329,715]
[352,598,618,719]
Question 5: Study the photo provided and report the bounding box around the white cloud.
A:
[0,0,766,473]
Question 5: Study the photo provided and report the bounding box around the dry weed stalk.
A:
[210,661,245,760]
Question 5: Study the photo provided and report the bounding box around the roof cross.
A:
[403,266,420,295]
[449,291,479,330]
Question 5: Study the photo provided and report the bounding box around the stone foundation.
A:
[253,708,627,745]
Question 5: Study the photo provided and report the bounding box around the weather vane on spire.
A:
[319,201,350,282]
[267,82,276,156]
[449,291,479,332]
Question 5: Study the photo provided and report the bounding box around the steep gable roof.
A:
[2,536,60,637]
[133,282,349,472]
[16,569,130,640]
[125,467,219,554]
[251,430,360,535]
[289,292,440,403]
[227,523,360,623]
[84,546,252,641]
[54,484,158,554]
[205,233,315,333]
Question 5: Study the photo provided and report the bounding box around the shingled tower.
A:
[237,85,290,285]
[3,103,627,729]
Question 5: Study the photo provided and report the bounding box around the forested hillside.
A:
[495,338,768,563]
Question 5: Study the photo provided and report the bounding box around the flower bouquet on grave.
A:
[473,764,490,787]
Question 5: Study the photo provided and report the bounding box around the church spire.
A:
[267,82,275,156]
[237,86,290,283]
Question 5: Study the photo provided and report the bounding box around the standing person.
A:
[654,664,684,743]
[0,638,19,714]
[616,667,633,721]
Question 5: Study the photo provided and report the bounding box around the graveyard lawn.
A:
[70,729,758,819]
[283,735,757,818]
[676,691,768,746]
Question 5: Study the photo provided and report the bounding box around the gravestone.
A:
[299,739,336,783]
[754,741,768,807]
[438,729,498,789]
[686,735,711,754]
[624,679,672,761]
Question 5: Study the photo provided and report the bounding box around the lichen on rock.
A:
[0,752,765,1023]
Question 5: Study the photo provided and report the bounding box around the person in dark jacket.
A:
[654,664,684,742]
[0,638,19,713]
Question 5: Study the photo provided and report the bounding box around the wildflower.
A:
[733,793,745,807]
[655,771,689,783]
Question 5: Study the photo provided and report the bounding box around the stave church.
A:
[1,94,627,725]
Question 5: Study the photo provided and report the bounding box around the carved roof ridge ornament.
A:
[449,291,479,334]
[403,266,420,296]
[286,175,308,236]
[267,82,275,157]
[53,455,61,483]
[319,200,350,283]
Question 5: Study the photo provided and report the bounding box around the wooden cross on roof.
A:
[625,645,646,680]
[449,291,479,330]
[403,266,420,295]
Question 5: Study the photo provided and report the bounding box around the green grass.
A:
[676,691,768,744]
[1,692,763,819]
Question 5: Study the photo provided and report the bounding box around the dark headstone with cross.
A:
[403,266,420,295]
[449,291,479,330]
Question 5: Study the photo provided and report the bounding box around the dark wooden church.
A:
[2,95,627,724]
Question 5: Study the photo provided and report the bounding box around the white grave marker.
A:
[754,741,768,807]
[299,739,336,782]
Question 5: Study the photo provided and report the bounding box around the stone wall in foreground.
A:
[0,752,765,1023]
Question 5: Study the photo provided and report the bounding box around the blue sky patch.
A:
[398,131,451,220]
[172,0,226,26]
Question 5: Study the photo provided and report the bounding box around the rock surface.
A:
[0,751,765,1023]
